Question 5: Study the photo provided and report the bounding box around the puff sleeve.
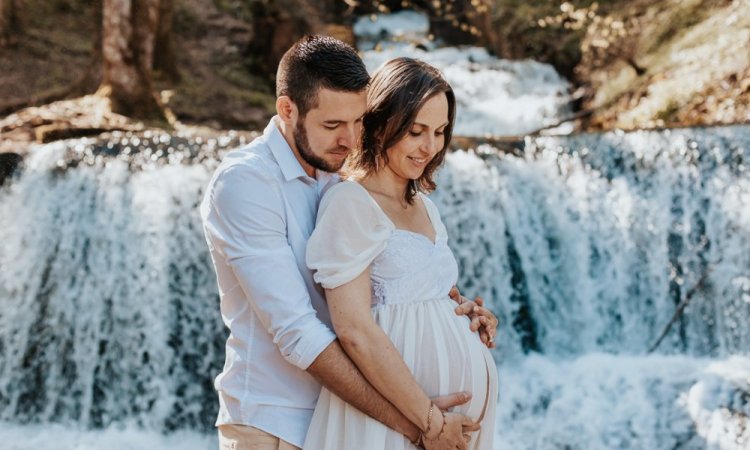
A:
[307,181,393,289]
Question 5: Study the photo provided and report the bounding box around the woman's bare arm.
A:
[307,340,421,442]
[326,267,475,446]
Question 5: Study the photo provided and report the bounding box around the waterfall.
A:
[355,11,573,136]
[434,126,750,359]
[1,10,748,447]
[1,125,748,449]
[0,134,241,432]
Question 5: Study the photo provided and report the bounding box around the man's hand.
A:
[449,286,499,349]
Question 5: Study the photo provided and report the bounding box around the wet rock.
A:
[0,152,23,186]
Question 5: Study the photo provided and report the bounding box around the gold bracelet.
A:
[436,409,447,438]
[423,403,436,438]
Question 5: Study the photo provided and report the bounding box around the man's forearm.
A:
[307,340,421,443]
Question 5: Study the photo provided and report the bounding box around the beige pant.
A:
[218,424,301,450]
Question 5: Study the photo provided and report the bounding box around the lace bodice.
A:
[370,229,458,307]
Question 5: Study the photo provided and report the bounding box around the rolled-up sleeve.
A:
[203,164,335,370]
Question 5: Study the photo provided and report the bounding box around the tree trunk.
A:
[153,0,179,81]
[99,0,165,120]
[0,0,9,44]
[245,0,324,80]
[0,0,22,46]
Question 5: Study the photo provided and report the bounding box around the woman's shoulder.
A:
[318,179,389,222]
[323,178,370,201]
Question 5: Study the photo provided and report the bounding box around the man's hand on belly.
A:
[449,286,498,349]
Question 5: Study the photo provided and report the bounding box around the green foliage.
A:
[215,60,276,110]
[49,0,90,14]
[644,0,710,55]
[174,4,201,36]
[487,1,634,76]
[213,0,255,22]
[233,90,276,111]
[656,100,682,123]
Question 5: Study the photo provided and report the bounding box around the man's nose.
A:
[337,124,358,149]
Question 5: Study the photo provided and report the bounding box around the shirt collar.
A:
[265,116,309,183]
[265,116,339,187]
[315,169,335,186]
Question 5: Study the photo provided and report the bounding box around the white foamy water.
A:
[0,141,225,429]
[496,354,750,450]
[0,423,216,450]
[2,354,746,450]
[353,10,430,51]
[355,11,573,137]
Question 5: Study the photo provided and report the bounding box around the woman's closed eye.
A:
[410,130,445,137]
[410,127,445,138]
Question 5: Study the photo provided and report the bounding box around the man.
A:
[200,35,497,450]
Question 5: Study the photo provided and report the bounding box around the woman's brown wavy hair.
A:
[345,57,456,204]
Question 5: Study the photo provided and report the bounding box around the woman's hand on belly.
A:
[423,412,480,450]
[432,391,472,411]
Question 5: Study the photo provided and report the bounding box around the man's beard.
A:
[294,120,347,173]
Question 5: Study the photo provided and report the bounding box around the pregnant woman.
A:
[303,57,498,450]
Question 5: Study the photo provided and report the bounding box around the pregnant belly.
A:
[372,298,496,423]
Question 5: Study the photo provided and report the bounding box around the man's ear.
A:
[276,96,298,125]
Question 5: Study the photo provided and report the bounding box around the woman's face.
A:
[384,93,449,181]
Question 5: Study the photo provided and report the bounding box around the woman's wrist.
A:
[408,427,424,448]
[423,403,444,440]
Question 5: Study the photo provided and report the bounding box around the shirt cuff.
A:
[286,323,337,370]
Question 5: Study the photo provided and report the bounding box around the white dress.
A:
[303,180,498,450]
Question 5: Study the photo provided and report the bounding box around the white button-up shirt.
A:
[200,117,338,447]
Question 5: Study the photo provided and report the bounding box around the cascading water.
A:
[436,128,750,359]
[354,11,573,136]
[0,134,240,433]
[432,127,750,449]
[1,10,749,450]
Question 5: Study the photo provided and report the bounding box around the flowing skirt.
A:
[303,297,498,450]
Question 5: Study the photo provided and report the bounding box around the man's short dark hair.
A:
[276,35,370,117]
